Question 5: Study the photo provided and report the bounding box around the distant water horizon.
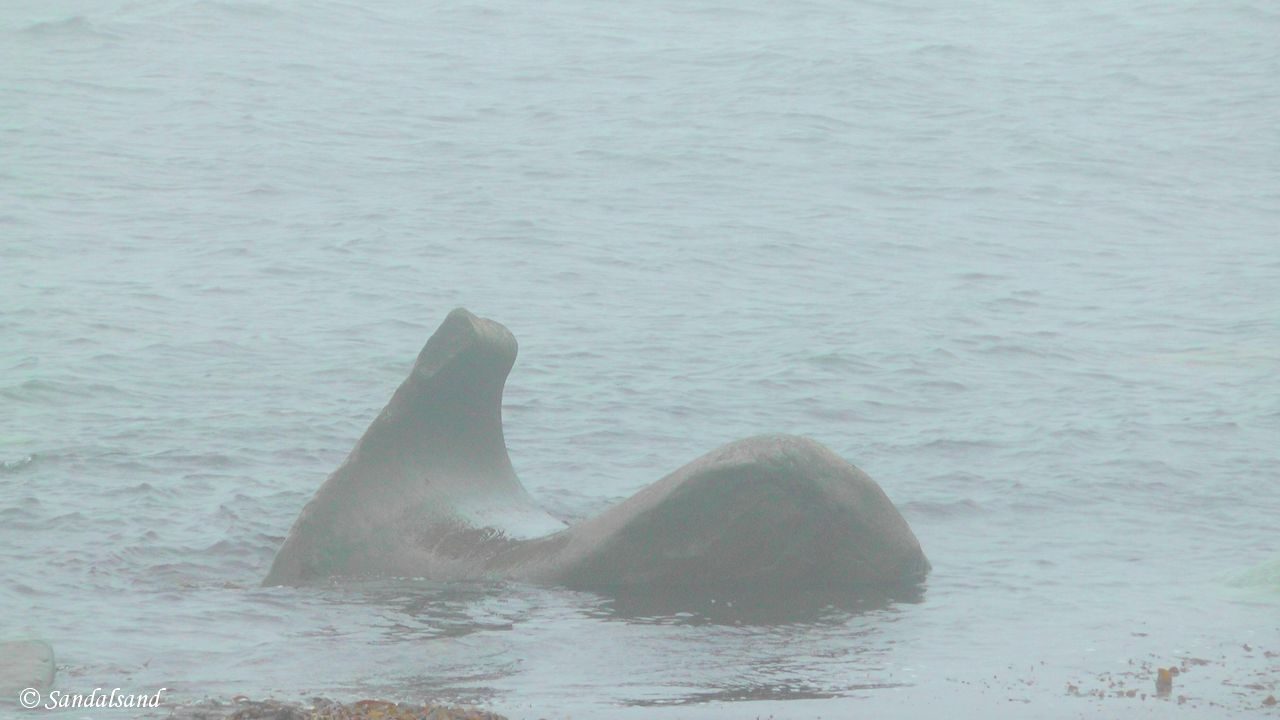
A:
[2,0,1277,717]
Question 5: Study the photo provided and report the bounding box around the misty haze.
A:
[1,0,1277,718]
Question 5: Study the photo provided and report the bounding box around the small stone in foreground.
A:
[0,640,56,696]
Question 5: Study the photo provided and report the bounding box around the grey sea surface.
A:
[2,0,1278,717]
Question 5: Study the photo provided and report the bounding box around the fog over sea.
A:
[2,0,1278,717]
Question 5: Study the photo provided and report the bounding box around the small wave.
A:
[0,454,36,473]
[102,481,158,498]
[1226,555,1280,593]
[235,184,285,197]
[917,380,967,392]
[625,684,848,706]
[46,511,88,528]
[954,271,1009,282]
[18,15,115,39]
[196,0,283,18]
[899,498,982,519]
[916,438,1001,452]
[146,449,238,467]
[803,352,875,371]
[0,378,131,403]
[1232,2,1280,23]
[912,43,977,58]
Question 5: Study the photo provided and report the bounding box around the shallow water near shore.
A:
[2,0,1278,717]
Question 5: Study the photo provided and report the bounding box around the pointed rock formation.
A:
[265,309,929,601]
[264,309,565,585]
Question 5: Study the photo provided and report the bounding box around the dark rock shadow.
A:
[580,581,928,626]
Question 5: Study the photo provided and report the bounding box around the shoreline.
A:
[159,698,508,720]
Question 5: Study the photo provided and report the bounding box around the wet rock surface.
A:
[0,639,55,696]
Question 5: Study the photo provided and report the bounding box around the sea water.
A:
[2,0,1277,717]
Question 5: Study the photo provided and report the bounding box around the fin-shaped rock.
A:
[264,308,566,585]
[265,309,929,602]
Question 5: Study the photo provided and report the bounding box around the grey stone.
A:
[265,309,929,601]
[0,639,55,698]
